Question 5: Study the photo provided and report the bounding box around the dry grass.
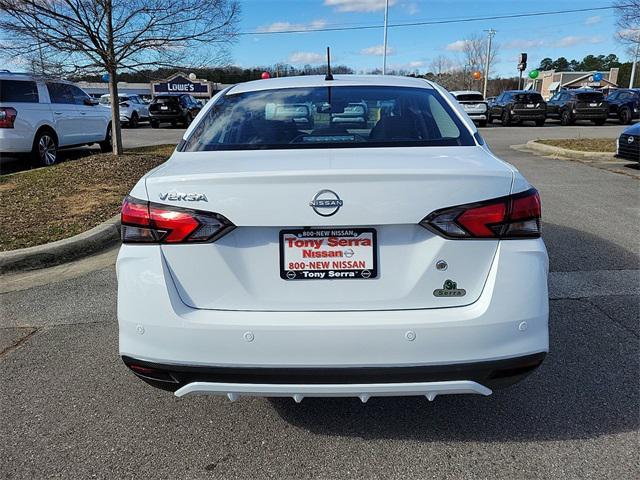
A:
[536,138,616,153]
[0,145,174,251]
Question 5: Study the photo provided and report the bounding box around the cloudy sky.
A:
[233,0,627,76]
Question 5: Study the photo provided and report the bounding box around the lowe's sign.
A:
[152,75,210,96]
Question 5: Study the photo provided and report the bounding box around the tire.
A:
[618,107,632,125]
[535,119,545,127]
[487,115,494,124]
[171,121,178,128]
[592,118,606,126]
[501,110,511,126]
[560,109,573,126]
[129,112,139,129]
[184,113,193,126]
[151,120,159,129]
[99,124,113,153]
[32,129,58,167]
[478,120,487,128]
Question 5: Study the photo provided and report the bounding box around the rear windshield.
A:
[513,93,544,103]
[455,94,484,102]
[0,80,39,103]
[575,92,604,102]
[154,96,180,104]
[182,86,474,151]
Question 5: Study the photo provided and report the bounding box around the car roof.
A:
[228,74,433,95]
[450,90,483,96]
[0,72,74,85]
[503,90,541,94]
[100,93,132,97]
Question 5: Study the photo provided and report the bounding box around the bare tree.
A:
[429,55,453,77]
[0,0,239,154]
[461,33,498,77]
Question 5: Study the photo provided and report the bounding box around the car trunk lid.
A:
[146,146,514,311]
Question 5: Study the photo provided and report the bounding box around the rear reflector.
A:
[421,188,541,239]
[121,196,235,244]
[0,107,17,128]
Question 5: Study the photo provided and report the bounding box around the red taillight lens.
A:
[0,107,17,128]
[120,195,234,244]
[422,188,541,239]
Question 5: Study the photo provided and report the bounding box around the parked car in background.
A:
[546,89,609,126]
[489,91,546,126]
[0,71,112,166]
[99,93,149,128]
[118,75,548,401]
[331,101,368,127]
[148,94,201,128]
[606,88,640,125]
[616,122,640,161]
[450,90,489,127]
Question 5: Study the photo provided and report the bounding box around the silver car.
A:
[451,90,489,127]
[99,93,149,128]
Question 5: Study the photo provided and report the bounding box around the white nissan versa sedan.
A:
[117,75,548,402]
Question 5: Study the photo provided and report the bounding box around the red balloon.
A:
[261,72,271,79]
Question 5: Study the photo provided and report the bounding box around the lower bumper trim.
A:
[122,352,546,395]
[174,380,492,401]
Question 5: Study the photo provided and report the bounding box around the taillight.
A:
[120,196,235,244]
[0,107,17,128]
[421,188,541,239]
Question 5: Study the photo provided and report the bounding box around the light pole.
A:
[483,29,496,98]
[630,32,640,88]
[382,0,389,75]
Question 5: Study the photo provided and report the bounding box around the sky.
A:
[232,0,629,76]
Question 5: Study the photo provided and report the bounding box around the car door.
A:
[607,91,619,115]
[491,94,503,117]
[131,95,149,118]
[69,84,105,142]
[547,93,562,117]
[46,82,81,146]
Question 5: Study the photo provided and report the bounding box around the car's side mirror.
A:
[84,97,98,106]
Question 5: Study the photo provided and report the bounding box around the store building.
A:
[76,72,232,101]
[526,68,619,99]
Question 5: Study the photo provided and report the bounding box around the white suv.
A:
[450,90,489,127]
[0,72,112,166]
[118,75,548,402]
[99,93,149,128]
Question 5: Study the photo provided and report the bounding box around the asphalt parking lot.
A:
[1,124,638,479]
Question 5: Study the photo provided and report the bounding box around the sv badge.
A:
[433,279,466,297]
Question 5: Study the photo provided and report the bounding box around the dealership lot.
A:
[1,125,638,479]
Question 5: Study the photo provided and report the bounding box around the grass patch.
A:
[0,145,175,251]
[536,138,616,152]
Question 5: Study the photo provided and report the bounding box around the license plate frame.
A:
[279,228,378,280]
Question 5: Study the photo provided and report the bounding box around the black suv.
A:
[546,89,608,126]
[606,88,639,124]
[489,91,546,126]
[149,94,202,128]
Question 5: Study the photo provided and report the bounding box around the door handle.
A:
[54,112,63,115]
[80,112,87,115]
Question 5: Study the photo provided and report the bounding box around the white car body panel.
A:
[118,239,548,367]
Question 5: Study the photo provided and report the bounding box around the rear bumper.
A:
[0,130,33,153]
[511,111,546,121]
[467,113,487,121]
[149,113,184,122]
[123,352,546,397]
[117,238,549,397]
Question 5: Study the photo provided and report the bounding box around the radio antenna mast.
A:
[325,47,333,81]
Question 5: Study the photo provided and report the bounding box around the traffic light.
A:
[517,53,527,72]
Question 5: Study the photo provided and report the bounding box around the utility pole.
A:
[630,32,640,88]
[382,0,389,75]
[483,28,496,98]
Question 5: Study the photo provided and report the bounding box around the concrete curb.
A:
[0,215,121,274]
[525,140,616,161]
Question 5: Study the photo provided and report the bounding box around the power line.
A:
[239,5,628,36]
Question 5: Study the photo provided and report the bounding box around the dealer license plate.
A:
[280,228,377,280]
[589,103,598,107]
[160,105,168,110]
[526,104,535,108]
